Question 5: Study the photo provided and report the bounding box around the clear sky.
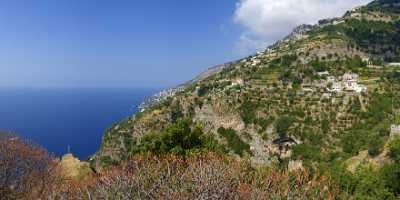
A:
[0,0,372,88]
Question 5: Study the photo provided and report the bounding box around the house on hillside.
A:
[342,73,366,93]
[251,59,261,66]
[351,6,362,12]
[391,124,400,137]
[267,136,298,158]
[388,63,400,67]
[330,82,343,93]
[317,71,329,76]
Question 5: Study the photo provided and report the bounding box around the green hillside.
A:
[92,1,400,199]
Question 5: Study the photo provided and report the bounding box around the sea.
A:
[0,87,159,160]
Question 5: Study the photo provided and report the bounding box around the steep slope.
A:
[93,0,400,169]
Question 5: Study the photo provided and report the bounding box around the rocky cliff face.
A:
[93,0,400,169]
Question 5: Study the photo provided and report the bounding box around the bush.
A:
[240,98,258,125]
[217,127,251,156]
[130,119,225,156]
[276,116,296,137]
[0,138,60,199]
[353,165,395,200]
[291,144,321,162]
[389,137,400,163]
[51,153,342,199]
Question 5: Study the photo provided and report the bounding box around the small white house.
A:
[317,71,330,76]
[251,59,261,66]
[342,73,367,93]
[322,93,331,99]
[388,63,400,67]
[302,87,314,92]
[343,73,359,81]
[391,124,400,137]
[331,82,343,92]
[231,78,244,86]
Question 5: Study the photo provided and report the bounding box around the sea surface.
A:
[0,87,158,160]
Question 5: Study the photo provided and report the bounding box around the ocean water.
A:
[0,87,158,160]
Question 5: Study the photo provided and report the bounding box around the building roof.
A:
[273,136,297,145]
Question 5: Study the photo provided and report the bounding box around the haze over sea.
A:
[0,87,158,159]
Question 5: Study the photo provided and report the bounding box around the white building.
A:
[343,73,359,81]
[322,93,331,99]
[251,59,261,66]
[388,63,400,67]
[342,73,366,93]
[231,78,244,86]
[391,124,400,137]
[330,82,343,92]
[317,71,329,76]
[302,87,314,92]
[351,6,362,12]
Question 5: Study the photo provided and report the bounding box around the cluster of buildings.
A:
[328,73,367,93]
[302,72,367,94]
[318,17,345,27]
[138,87,184,112]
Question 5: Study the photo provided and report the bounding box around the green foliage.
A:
[324,163,356,193]
[130,119,224,156]
[292,144,321,162]
[197,84,211,97]
[345,55,366,70]
[344,19,400,61]
[239,97,258,125]
[352,165,395,200]
[380,163,400,195]
[255,117,275,132]
[170,101,184,122]
[280,54,298,66]
[100,156,119,167]
[217,127,251,156]
[389,137,400,163]
[343,93,392,155]
[276,116,296,137]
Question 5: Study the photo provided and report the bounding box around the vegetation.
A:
[52,153,342,199]
[0,137,60,200]
[217,127,251,156]
[127,119,226,156]
[5,1,400,199]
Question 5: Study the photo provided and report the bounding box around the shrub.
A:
[389,137,400,163]
[52,153,341,199]
[0,138,60,199]
[217,127,251,157]
[240,98,258,125]
[276,116,296,137]
[130,119,225,156]
[292,144,321,162]
[353,165,395,200]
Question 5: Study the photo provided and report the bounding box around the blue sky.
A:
[0,0,371,88]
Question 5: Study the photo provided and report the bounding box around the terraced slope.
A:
[93,0,400,171]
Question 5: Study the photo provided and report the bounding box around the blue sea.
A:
[0,87,158,160]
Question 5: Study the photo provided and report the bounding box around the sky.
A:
[0,0,372,88]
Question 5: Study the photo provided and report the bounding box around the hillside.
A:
[93,2,400,197]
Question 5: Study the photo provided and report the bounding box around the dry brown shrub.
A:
[0,138,61,200]
[51,152,343,200]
